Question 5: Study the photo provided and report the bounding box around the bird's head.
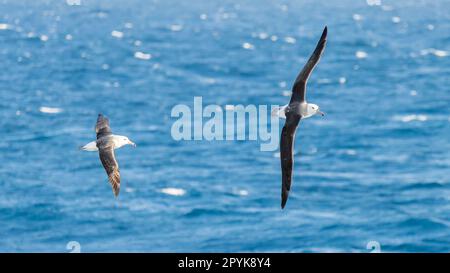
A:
[115,135,136,148]
[308,104,325,117]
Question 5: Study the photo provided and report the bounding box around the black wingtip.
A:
[321,26,328,40]
[281,191,289,209]
[112,185,120,198]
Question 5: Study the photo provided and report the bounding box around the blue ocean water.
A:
[1,0,450,252]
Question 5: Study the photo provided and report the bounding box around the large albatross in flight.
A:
[81,114,136,197]
[274,26,328,209]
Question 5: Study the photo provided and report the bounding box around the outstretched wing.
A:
[280,113,301,209]
[99,146,120,197]
[96,114,112,139]
[290,26,328,104]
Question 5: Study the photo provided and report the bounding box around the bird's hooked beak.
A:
[318,110,325,117]
[128,140,136,147]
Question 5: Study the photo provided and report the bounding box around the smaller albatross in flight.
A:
[81,114,136,197]
[273,26,328,209]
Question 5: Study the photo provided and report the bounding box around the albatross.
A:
[81,114,136,197]
[273,26,328,209]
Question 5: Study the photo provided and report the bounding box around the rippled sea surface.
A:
[1,0,450,252]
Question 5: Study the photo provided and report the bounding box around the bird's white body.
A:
[81,134,135,151]
[272,102,323,119]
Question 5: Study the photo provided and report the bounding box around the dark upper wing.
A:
[280,112,301,209]
[99,146,120,197]
[290,26,328,104]
[96,114,112,139]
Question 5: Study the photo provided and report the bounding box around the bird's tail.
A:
[271,105,288,119]
[80,141,98,151]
